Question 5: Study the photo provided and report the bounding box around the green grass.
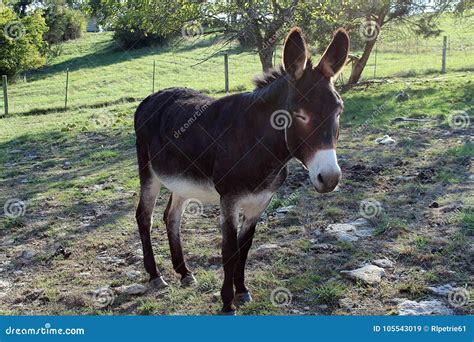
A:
[0,14,472,316]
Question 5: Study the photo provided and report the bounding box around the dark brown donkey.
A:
[134,27,349,314]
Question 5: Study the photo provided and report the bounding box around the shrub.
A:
[0,6,48,79]
[43,6,86,44]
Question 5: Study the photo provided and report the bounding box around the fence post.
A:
[224,53,229,93]
[441,36,447,74]
[2,75,8,117]
[152,60,156,94]
[373,41,378,79]
[64,68,69,110]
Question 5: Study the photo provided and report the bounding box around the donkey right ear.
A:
[283,27,308,81]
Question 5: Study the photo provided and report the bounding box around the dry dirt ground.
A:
[0,77,472,315]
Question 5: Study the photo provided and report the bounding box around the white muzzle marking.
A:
[307,149,341,193]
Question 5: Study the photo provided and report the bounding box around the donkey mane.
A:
[253,59,314,89]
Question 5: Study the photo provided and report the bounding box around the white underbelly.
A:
[157,174,220,204]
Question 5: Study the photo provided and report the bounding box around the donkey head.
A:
[282,27,349,193]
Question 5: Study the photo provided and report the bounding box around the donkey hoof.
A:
[234,291,252,305]
[220,308,237,316]
[180,274,197,287]
[149,276,168,289]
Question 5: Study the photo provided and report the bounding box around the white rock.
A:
[398,299,453,315]
[126,270,141,280]
[375,135,396,145]
[255,244,280,253]
[0,280,10,289]
[276,206,295,214]
[427,284,457,296]
[324,219,374,242]
[18,250,36,260]
[341,264,385,285]
[373,258,394,268]
[116,284,147,295]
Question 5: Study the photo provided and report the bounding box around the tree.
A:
[207,0,300,71]
[345,0,464,85]
[0,5,48,78]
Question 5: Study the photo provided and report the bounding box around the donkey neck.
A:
[245,74,292,164]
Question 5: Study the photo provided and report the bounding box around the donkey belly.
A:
[154,171,220,204]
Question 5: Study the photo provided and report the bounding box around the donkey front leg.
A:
[219,197,240,314]
[163,194,196,286]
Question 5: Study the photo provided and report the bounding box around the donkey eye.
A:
[293,111,309,123]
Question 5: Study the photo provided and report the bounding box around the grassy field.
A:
[0,17,473,315]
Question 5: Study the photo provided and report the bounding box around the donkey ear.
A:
[317,28,350,79]
[283,27,308,81]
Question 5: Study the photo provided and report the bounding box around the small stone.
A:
[311,243,340,253]
[375,135,396,145]
[429,201,439,208]
[427,284,456,296]
[63,161,72,169]
[18,250,36,260]
[398,299,453,315]
[126,270,141,280]
[116,284,147,295]
[255,244,280,253]
[372,258,394,268]
[0,280,10,289]
[341,264,385,285]
[13,270,24,277]
[276,206,295,214]
[324,219,374,242]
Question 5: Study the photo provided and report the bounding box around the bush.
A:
[0,6,48,79]
[43,6,86,44]
[113,15,167,49]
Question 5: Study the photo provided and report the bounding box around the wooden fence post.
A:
[2,75,8,117]
[224,53,229,93]
[64,68,69,110]
[152,60,156,94]
[441,36,447,74]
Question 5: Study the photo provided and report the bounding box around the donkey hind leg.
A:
[219,197,240,314]
[135,142,167,288]
[234,194,273,305]
[163,194,197,286]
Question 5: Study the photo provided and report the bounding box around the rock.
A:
[116,284,147,295]
[395,175,416,182]
[125,270,141,280]
[0,280,10,289]
[323,218,374,242]
[18,250,36,260]
[62,161,72,169]
[372,258,394,268]
[311,243,340,253]
[276,206,295,214]
[13,270,24,277]
[398,299,453,315]
[427,284,456,296]
[375,135,396,145]
[396,91,409,102]
[341,264,385,285]
[255,244,280,253]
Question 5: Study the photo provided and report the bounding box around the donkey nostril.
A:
[317,173,324,184]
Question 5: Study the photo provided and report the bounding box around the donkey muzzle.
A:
[308,149,342,193]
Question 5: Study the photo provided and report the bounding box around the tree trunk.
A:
[347,38,377,85]
[259,47,275,71]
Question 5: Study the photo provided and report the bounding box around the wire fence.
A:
[1,33,473,118]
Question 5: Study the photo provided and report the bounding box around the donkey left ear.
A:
[317,28,350,79]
